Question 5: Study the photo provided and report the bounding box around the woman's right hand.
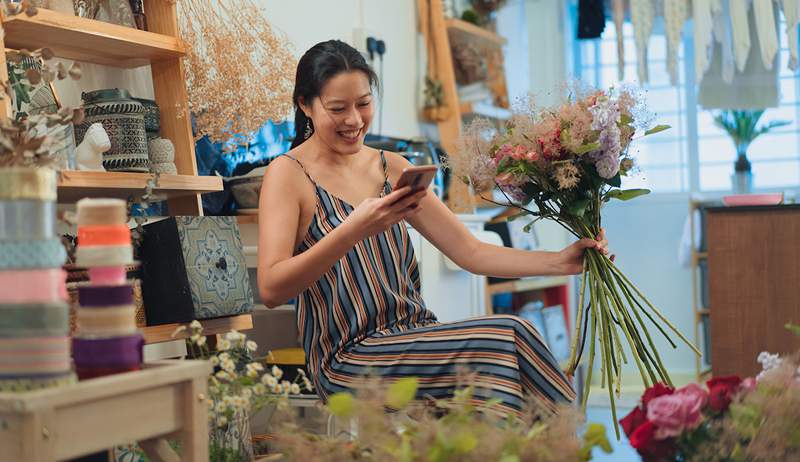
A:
[343,187,427,242]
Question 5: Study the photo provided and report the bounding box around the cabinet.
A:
[707,204,800,377]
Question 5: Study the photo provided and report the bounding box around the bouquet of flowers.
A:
[621,326,800,461]
[451,83,699,434]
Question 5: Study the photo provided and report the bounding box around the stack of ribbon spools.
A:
[0,167,74,391]
[72,198,143,379]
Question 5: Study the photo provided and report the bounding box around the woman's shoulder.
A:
[374,149,413,180]
[262,152,316,201]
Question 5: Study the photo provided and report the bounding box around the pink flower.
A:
[524,149,540,163]
[494,144,514,162]
[510,145,528,161]
[646,384,707,439]
[496,172,518,186]
[740,377,757,393]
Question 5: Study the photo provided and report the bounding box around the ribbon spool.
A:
[0,168,57,202]
[0,200,56,240]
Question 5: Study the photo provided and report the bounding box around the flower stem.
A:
[567,260,589,373]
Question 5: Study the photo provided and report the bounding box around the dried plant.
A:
[174,0,296,144]
[0,1,83,167]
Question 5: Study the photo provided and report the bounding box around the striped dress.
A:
[286,152,575,415]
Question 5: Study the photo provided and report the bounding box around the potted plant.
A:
[713,110,789,194]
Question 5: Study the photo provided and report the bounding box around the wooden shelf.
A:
[460,101,511,120]
[57,171,222,203]
[487,276,571,296]
[236,215,259,225]
[445,18,507,48]
[1,7,185,68]
[142,314,254,344]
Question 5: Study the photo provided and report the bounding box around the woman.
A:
[258,40,609,415]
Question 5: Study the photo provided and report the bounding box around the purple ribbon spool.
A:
[77,283,133,307]
[72,334,143,367]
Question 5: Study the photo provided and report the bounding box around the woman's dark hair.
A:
[290,40,379,149]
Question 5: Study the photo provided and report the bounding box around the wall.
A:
[55,0,424,139]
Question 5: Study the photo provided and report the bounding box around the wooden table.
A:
[0,360,211,461]
[707,204,800,377]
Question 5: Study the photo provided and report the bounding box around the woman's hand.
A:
[342,187,427,242]
[557,228,612,275]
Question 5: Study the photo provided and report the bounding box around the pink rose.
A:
[494,144,514,162]
[524,150,540,162]
[511,145,528,161]
[740,377,757,393]
[646,384,707,439]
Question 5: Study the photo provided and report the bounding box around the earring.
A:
[304,119,313,139]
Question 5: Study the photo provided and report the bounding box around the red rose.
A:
[620,405,647,438]
[642,382,675,407]
[706,375,742,413]
[629,421,677,461]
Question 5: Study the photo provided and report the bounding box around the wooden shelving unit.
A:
[57,171,222,202]
[689,199,720,381]
[141,314,254,344]
[459,100,511,120]
[1,7,185,68]
[444,17,507,47]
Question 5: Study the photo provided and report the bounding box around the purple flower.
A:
[589,97,622,179]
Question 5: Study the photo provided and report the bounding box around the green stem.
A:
[567,260,589,373]
[598,277,620,440]
[607,261,701,356]
[581,276,599,412]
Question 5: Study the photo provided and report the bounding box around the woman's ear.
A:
[298,96,312,119]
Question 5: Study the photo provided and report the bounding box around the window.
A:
[574,16,800,193]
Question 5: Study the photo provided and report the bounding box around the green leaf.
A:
[605,173,622,188]
[568,198,590,218]
[327,392,355,417]
[620,113,633,125]
[386,377,418,410]
[573,141,600,155]
[644,124,671,136]
[506,212,528,222]
[499,454,520,462]
[605,188,650,201]
[452,432,478,453]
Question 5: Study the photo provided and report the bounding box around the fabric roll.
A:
[76,198,128,226]
[712,0,735,84]
[694,0,717,81]
[612,0,626,81]
[0,336,71,377]
[783,0,800,70]
[0,303,70,337]
[88,266,128,285]
[0,268,67,304]
[0,168,57,202]
[78,224,132,247]
[72,334,144,368]
[0,238,67,270]
[753,0,778,69]
[665,0,689,85]
[78,283,134,307]
[0,200,55,240]
[0,372,76,392]
[730,0,752,72]
[76,305,137,337]
[76,244,134,267]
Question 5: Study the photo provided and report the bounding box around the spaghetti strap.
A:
[379,150,388,183]
[283,154,316,185]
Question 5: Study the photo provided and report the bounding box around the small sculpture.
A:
[75,123,110,171]
[148,137,177,175]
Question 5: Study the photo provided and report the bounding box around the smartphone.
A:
[393,165,438,193]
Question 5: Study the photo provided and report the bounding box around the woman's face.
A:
[302,70,374,155]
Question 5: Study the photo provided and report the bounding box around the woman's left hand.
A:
[557,228,612,275]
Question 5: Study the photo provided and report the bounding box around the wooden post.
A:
[144,0,203,216]
[177,377,209,461]
[0,9,13,119]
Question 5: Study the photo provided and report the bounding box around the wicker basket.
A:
[65,265,146,335]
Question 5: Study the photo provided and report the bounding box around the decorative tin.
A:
[133,97,160,138]
[140,216,253,325]
[74,88,150,173]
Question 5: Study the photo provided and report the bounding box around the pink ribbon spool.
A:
[88,266,127,285]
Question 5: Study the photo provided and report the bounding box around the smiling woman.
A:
[257,39,610,416]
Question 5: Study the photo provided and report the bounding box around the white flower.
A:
[171,325,187,338]
[262,375,277,388]
[241,389,253,400]
[246,362,264,378]
[209,356,220,367]
[272,366,283,380]
[221,359,236,373]
[217,416,228,428]
[290,383,301,395]
[218,352,230,362]
[215,370,230,381]
[215,401,227,413]
[195,335,207,347]
[225,330,245,345]
[189,320,202,330]
[280,380,291,394]
[303,377,313,392]
[218,339,232,351]
[246,340,258,352]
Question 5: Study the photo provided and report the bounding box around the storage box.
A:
[140,216,253,325]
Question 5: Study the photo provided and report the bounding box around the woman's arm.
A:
[257,157,425,307]
[384,153,606,277]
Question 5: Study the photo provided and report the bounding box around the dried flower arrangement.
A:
[0,1,83,167]
[174,0,296,144]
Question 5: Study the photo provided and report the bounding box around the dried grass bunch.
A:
[175,0,296,144]
[0,0,83,167]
